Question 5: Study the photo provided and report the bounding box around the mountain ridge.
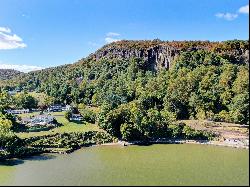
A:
[4,39,248,76]
[0,39,248,90]
[83,39,249,69]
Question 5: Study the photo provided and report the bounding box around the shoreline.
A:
[97,139,249,149]
[0,139,249,162]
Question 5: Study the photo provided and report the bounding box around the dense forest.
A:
[0,40,249,141]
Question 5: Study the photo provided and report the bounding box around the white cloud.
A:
[89,32,122,45]
[106,32,120,37]
[215,13,238,21]
[215,4,248,21]
[0,27,11,33]
[105,32,121,43]
[238,4,249,14]
[0,62,43,73]
[0,26,27,50]
[105,37,120,44]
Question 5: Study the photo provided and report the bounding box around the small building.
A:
[6,109,30,114]
[70,114,83,121]
[8,88,20,96]
[31,108,41,112]
[62,105,72,111]
[8,91,17,95]
[47,104,62,112]
[22,115,56,127]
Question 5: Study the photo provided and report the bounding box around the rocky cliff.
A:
[91,44,180,70]
[85,40,249,71]
[0,69,23,80]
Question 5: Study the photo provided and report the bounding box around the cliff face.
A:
[86,40,249,71]
[0,69,23,80]
[91,44,180,70]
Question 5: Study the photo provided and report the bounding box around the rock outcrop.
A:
[0,69,23,80]
[86,40,249,71]
[88,43,181,71]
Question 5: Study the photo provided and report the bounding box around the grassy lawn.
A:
[16,111,102,139]
[179,119,249,139]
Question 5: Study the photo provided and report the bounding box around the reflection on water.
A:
[22,154,56,162]
[0,154,57,185]
[0,159,24,166]
[0,144,249,186]
[0,154,56,166]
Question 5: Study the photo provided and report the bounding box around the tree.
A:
[0,90,12,112]
[14,92,38,109]
[0,113,12,131]
[65,111,72,121]
[0,113,22,153]
[229,93,249,124]
[120,123,140,141]
[229,66,249,124]
[38,94,55,109]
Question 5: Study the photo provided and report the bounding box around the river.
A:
[0,144,249,186]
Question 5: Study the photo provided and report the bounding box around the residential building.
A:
[47,104,62,112]
[22,115,56,127]
[6,109,30,114]
[62,105,72,111]
[69,114,83,121]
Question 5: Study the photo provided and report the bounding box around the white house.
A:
[62,105,72,111]
[8,91,17,95]
[70,114,83,121]
[22,115,56,127]
[6,109,30,114]
[47,104,62,112]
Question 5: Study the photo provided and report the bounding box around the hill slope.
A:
[0,40,248,89]
[0,69,23,80]
[86,40,249,69]
[0,39,249,139]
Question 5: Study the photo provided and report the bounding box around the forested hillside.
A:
[0,69,23,80]
[0,39,249,137]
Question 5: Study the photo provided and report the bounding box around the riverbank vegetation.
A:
[0,114,40,160]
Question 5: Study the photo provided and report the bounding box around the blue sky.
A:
[0,0,249,72]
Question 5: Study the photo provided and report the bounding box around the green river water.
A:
[0,144,249,186]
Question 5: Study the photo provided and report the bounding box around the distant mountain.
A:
[0,69,23,80]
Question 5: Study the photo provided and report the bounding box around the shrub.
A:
[168,123,185,138]
[182,125,215,140]
[214,110,231,122]
[80,109,96,123]
[65,111,71,121]
[120,123,141,141]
